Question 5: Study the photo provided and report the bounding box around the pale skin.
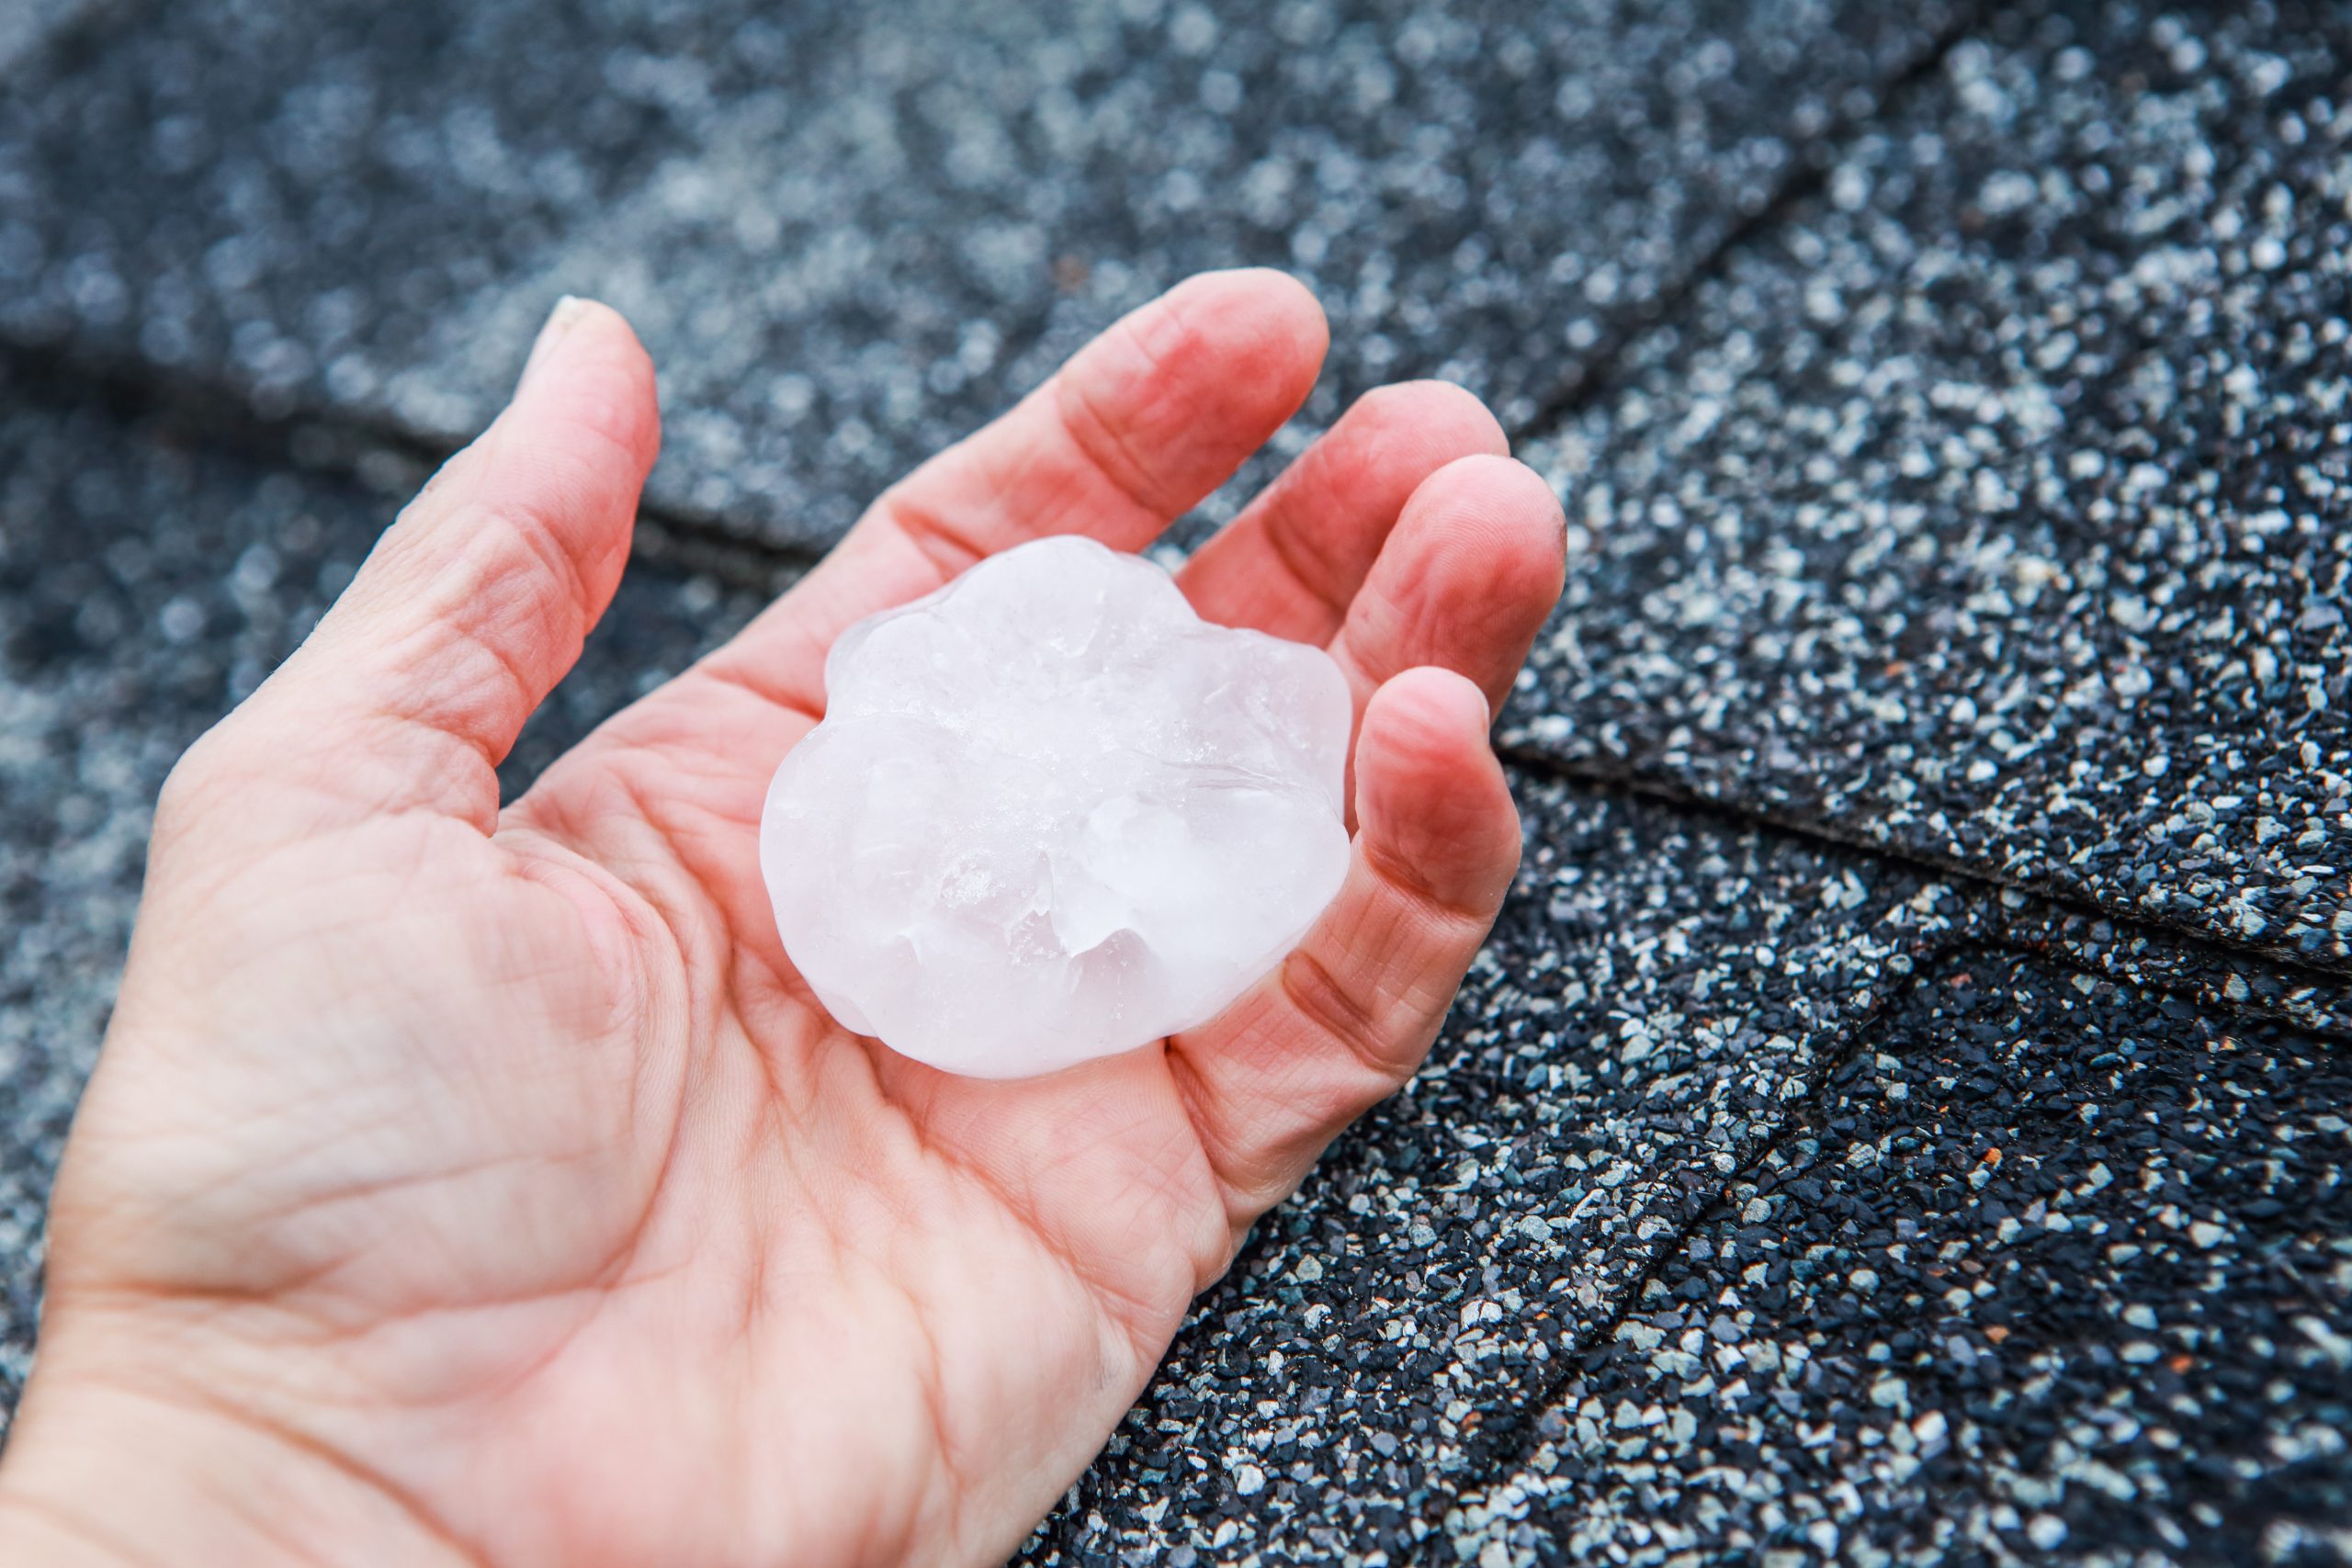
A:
[0,270,1566,1567]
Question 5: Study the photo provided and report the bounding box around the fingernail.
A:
[519,295,589,391]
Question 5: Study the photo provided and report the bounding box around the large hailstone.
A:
[760,536,1352,1078]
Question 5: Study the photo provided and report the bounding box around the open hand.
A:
[0,271,1566,1567]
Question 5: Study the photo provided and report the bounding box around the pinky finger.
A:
[1165,666,1521,1231]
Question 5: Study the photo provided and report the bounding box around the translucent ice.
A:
[761,536,1352,1078]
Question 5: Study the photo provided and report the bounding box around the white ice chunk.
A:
[760,536,1351,1077]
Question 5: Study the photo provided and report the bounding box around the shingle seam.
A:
[0,0,2014,587]
[1498,0,2016,447]
[1498,744,2352,988]
[0,337,834,583]
[1408,922,2337,1556]
[1405,947,1951,1559]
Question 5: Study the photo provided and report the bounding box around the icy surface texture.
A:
[761,536,1352,1078]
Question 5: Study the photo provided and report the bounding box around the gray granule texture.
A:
[1451,951,2352,1566]
[1009,768,2350,1564]
[1506,0,2352,972]
[0,0,1965,548]
[4,3,2352,1564]
[0,0,836,394]
[1020,772,1959,1564]
[5,371,2347,1563]
[0,0,118,75]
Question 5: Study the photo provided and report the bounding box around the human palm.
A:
[0,273,1565,1567]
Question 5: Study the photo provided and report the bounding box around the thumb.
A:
[183,298,661,838]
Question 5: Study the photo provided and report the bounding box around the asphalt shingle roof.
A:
[1507,0,2352,972]
[2,1,2346,1563]
[1,0,1967,545]
[1458,949,2352,1564]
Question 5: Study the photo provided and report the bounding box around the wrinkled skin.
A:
[0,272,1566,1567]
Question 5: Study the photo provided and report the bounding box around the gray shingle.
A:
[0,0,1967,547]
[1506,0,2352,970]
[0,0,119,75]
[6,359,2346,1565]
[6,6,2352,1566]
[1014,766,2341,1564]
[1452,949,2352,1565]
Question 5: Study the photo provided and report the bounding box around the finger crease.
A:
[1363,835,1504,926]
[1278,944,1398,1080]
[876,485,994,584]
[443,609,546,743]
[1054,367,1176,523]
[1159,1038,1260,1235]
[477,498,598,625]
[1259,497,1355,624]
[688,659,827,728]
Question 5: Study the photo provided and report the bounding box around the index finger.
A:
[697,269,1329,717]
